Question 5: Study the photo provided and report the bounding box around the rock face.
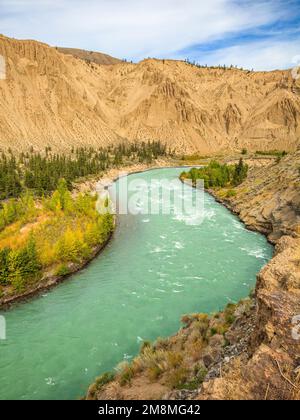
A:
[201,153,300,400]
[1,34,300,153]
[222,153,300,241]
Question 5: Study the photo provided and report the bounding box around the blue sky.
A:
[0,0,299,70]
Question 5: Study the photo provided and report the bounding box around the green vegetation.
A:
[178,365,208,390]
[0,142,166,298]
[184,58,252,72]
[180,154,202,161]
[166,367,189,389]
[87,371,115,399]
[55,264,71,277]
[255,150,287,165]
[0,237,41,290]
[118,362,135,386]
[0,154,22,199]
[95,372,115,389]
[0,191,36,231]
[255,150,287,158]
[226,189,237,198]
[224,303,236,325]
[0,141,168,200]
[0,178,114,296]
[180,159,248,189]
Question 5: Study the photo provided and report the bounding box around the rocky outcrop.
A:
[199,153,300,400]
[219,152,300,241]
[1,34,300,154]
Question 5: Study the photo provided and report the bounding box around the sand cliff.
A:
[1,34,300,154]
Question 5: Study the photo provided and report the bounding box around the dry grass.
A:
[91,300,254,397]
[291,368,300,400]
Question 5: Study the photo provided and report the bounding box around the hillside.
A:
[0,34,300,153]
[57,47,121,65]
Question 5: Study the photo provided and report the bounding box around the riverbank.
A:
[198,153,300,400]
[0,158,179,310]
[72,158,180,193]
[86,151,300,400]
[0,185,114,310]
[0,230,114,311]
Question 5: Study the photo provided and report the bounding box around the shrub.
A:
[181,313,208,327]
[233,159,248,186]
[55,264,71,277]
[10,270,26,292]
[138,347,168,371]
[95,372,115,390]
[181,154,202,161]
[166,367,189,389]
[181,366,208,390]
[211,323,228,336]
[0,192,37,231]
[226,189,237,198]
[154,337,170,350]
[180,159,248,189]
[225,313,236,325]
[181,314,193,326]
[255,150,287,158]
[119,364,135,386]
[0,247,10,285]
[188,338,205,362]
[55,228,91,263]
[147,366,163,381]
[210,327,218,336]
[2,237,42,290]
[194,319,210,336]
[224,303,237,325]
[166,352,183,369]
[140,340,152,354]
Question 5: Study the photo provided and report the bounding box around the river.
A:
[0,168,273,400]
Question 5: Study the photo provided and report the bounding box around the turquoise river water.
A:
[0,168,273,400]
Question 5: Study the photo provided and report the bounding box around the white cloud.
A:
[183,37,300,70]
[0,0,298,69]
